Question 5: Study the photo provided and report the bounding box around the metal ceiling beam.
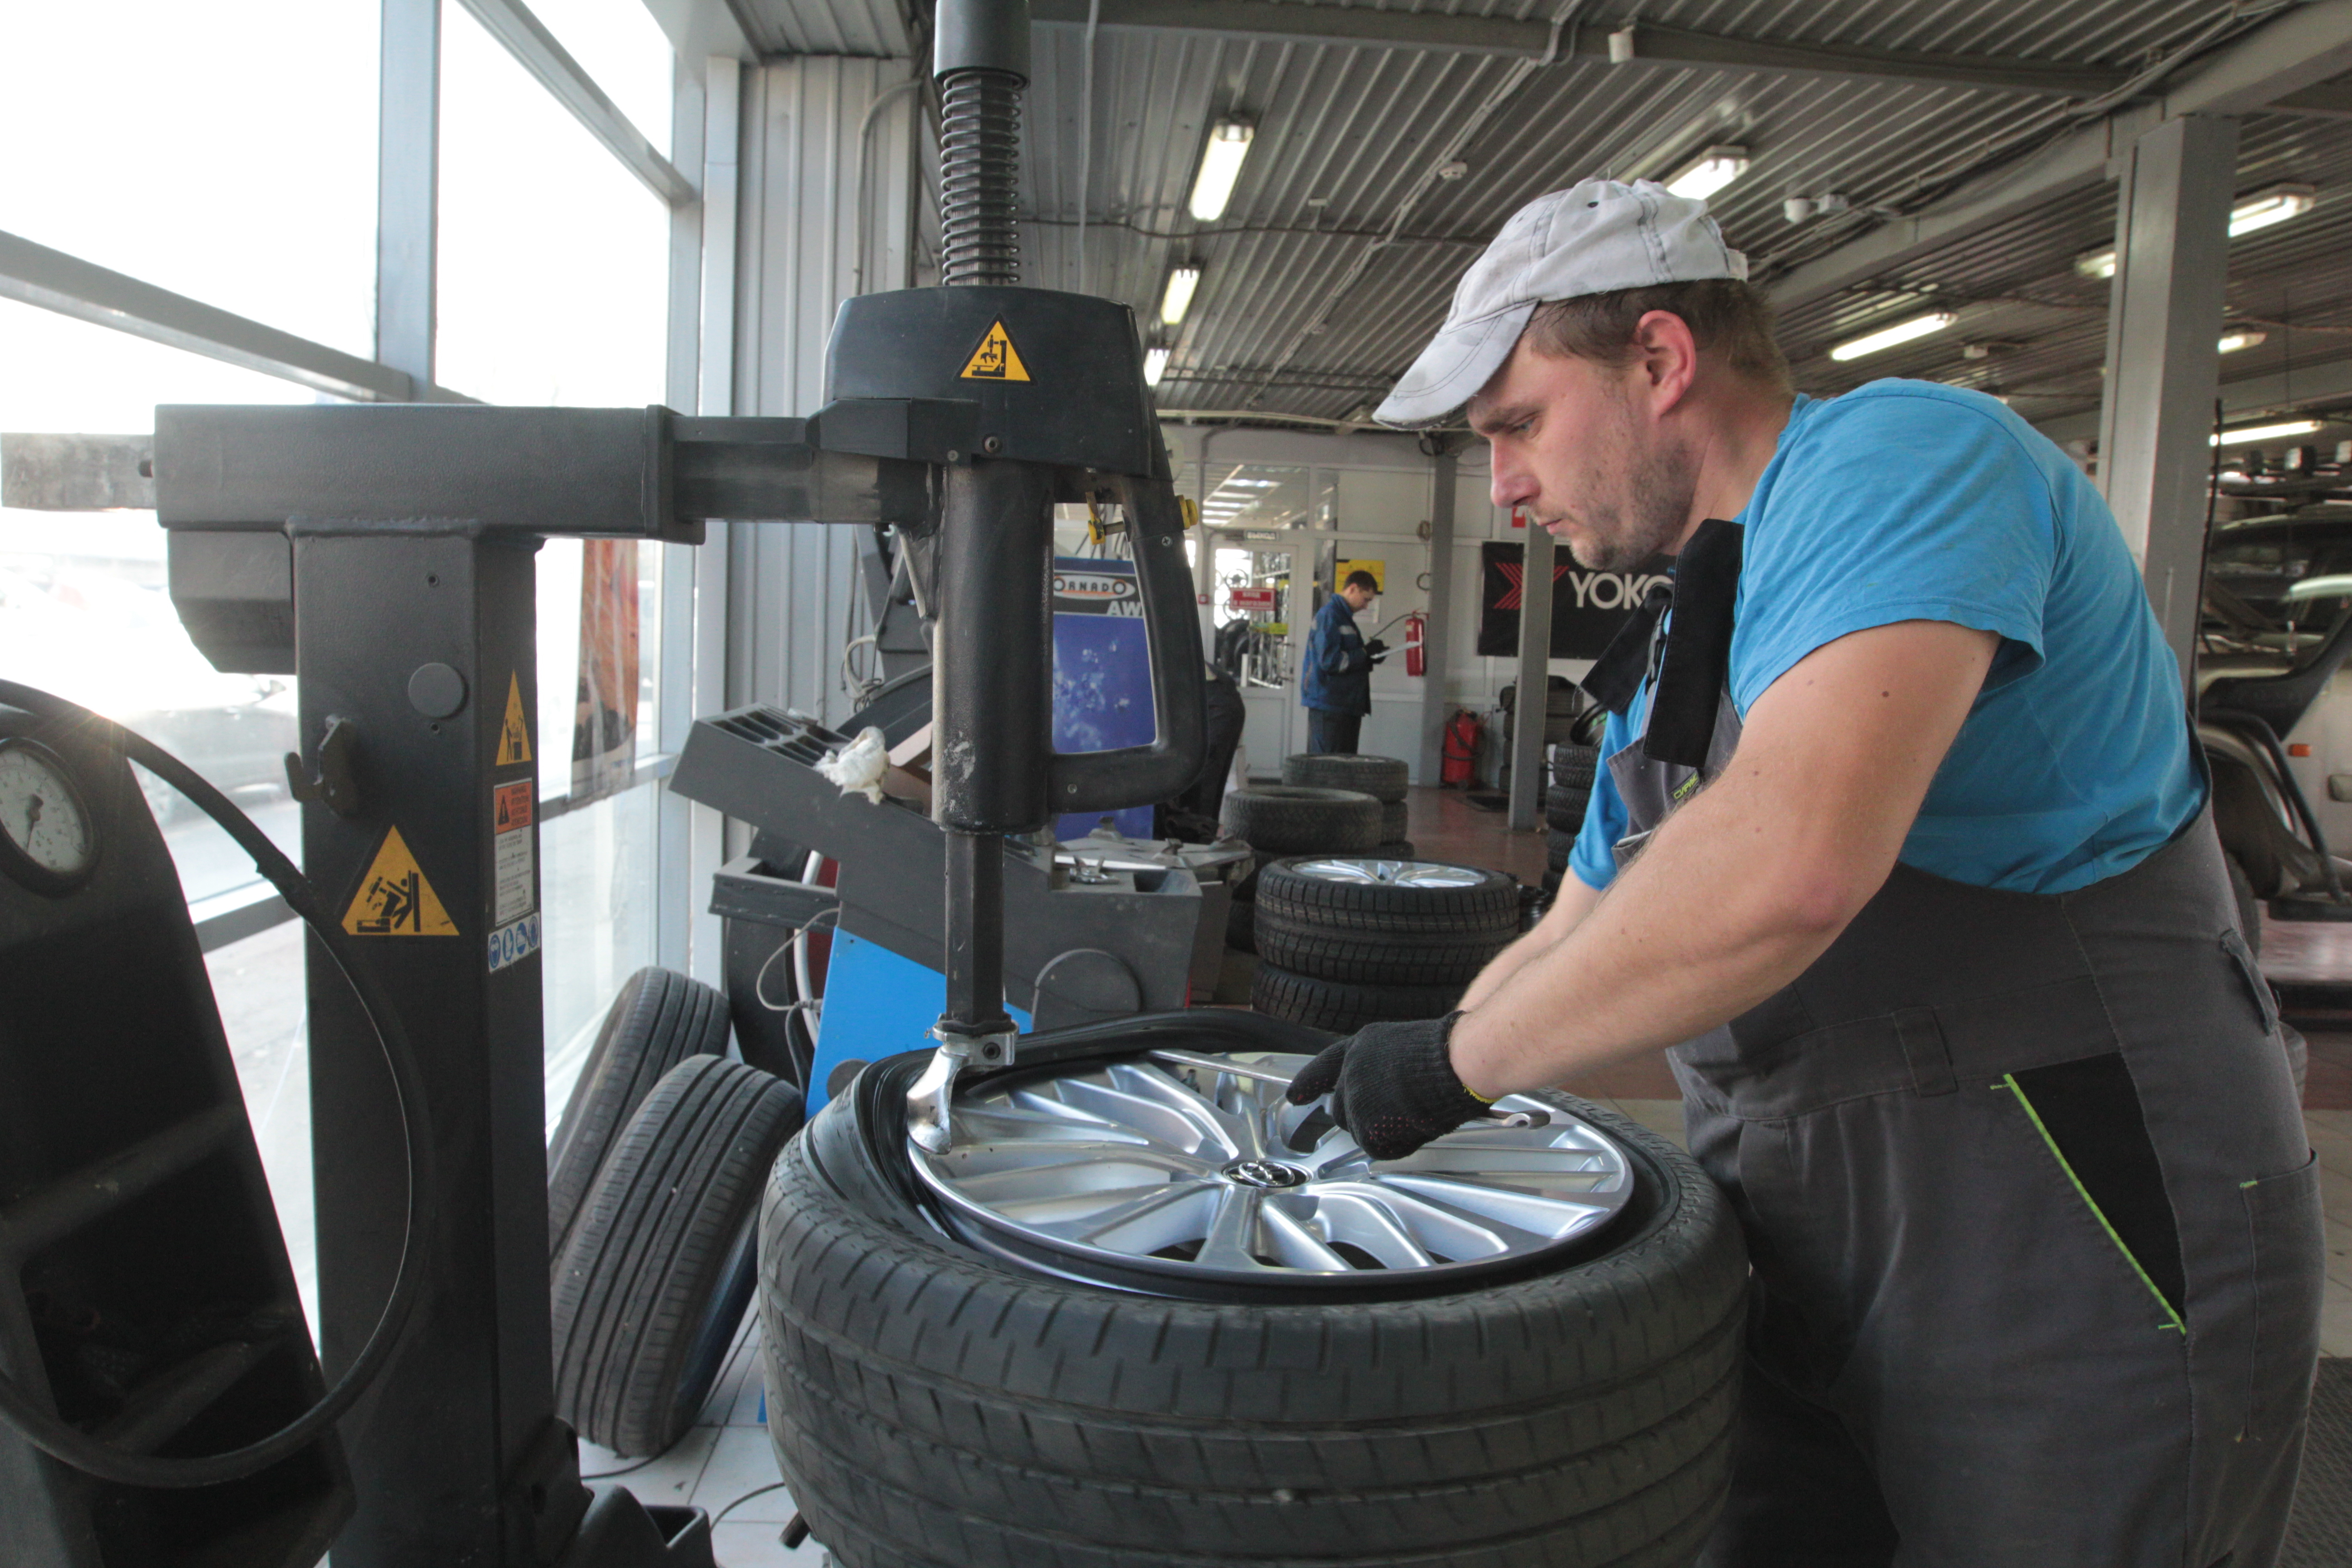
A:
[454,0,696,206]
[2035,353,2352,445]
[1769,0,2352,312]
[0,230,429,404]
[1028,0,2127,98]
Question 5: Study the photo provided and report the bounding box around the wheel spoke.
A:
[1193,1186,1269,1271]
[1369,1173,1612,1242]
[1259,1200,1354,1272]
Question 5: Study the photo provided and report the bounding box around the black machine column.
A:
[929,0,1040,1054]
[292,526,582,1566]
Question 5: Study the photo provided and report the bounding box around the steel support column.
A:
[377,0,440,388]
[1417,443,1458,786]
[2095,113,2239,684]
[687,54,739,982]
[1506,520,1553,831]
[657,52,708,979]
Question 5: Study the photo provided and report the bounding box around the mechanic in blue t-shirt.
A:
[1280,181,2318,1566]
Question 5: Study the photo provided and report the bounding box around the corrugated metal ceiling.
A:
[750,0,2352,431]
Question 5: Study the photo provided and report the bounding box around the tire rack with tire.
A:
[758,1036,1749,1568]
[552,1054,804,1457]
[1250,857,1520,1029]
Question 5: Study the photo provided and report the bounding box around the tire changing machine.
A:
[0,1,1200,1563]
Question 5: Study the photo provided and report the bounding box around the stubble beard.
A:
[1554,398,1697,573]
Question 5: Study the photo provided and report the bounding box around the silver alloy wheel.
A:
[1289,857,1490,889]
[909,1051,1634,1289]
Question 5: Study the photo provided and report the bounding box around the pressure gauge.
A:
[0,738,99,896]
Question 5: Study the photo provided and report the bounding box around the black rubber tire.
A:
[1548,830,1575,873]
[1256,911,1513,985]
[1226,893,1257,954]
[1283,751,1410,802]
[1256,855,1520,935]
[1220,786,1383,853]
[547,967,732,1257]
[1551,744,1599,791]
[1546,779,1592,829]
[759,1076,1748,1568]
[1542,865,1565,896]
[552,1055,804,1457]
[1371,838,1417,858]
[1251,963,1463,1029]
[1379,797,1411,840]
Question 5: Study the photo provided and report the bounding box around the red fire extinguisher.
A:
[1402,612,1426,677]
[1442,710,1480,787]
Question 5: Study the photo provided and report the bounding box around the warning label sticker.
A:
[494,833,533,925]
[494,780,533,833]
[343,826,459,936]
[496,673,532,766]
[959,320,1031,382]
[487,912,541,973]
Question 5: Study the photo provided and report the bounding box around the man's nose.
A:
[1490,452,1534,511]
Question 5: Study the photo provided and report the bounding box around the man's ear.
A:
[1632,310,1700,416]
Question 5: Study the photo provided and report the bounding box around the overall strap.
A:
[1643,518,1743,768]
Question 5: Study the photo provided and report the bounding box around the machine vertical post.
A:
[297,527,583,1567]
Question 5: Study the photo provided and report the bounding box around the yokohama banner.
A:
[1476,540,1671,660]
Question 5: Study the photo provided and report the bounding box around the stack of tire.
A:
[1219,773,1391,955]
[1544,735,1601,896]
[1250,855,1522,1030]
[1281,752,1413,853]
[545,968,805,1457]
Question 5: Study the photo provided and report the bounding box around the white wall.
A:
[1164,423,1588,784]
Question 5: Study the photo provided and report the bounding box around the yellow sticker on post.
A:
[343,826,459,936]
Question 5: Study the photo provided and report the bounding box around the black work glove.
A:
[1286,1012,1491,1160]
[1364,638,1390,657]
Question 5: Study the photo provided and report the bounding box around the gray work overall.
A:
[1588,520,2325,1567]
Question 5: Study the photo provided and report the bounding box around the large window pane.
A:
[528,0,676,153]
[540,779,661,1122]
[437,4,670,407]
[0,2,378,357]
[0,298,321,902]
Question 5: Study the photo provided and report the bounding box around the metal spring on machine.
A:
[939,71,1022,287]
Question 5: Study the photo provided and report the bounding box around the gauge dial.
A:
[0,739,98,895]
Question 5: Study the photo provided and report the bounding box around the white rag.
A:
[816,726,891,804]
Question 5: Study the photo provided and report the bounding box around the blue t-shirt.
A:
[1570,380,2200,896]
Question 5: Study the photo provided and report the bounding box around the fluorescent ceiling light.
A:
[1189,120,1254,221]
[1143,347,1170,386]
[1161,265,1201,326]
[2229,184,2315,236]
[1663,145,1749,201]
[1828,311,1957,362]
[2284,574,2352,601]
[2074,186,2316,281]
[2212,418,2322,446]
[2217,329,2268,354]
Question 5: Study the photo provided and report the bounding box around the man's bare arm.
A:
[1458,875,1602,1009]
[1449,620,1998,1098]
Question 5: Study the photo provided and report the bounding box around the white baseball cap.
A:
[1375,179,1748,427]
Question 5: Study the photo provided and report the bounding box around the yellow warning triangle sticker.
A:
[496,673,532,766]
[959,320,1031,382]
[343,826,459,936]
